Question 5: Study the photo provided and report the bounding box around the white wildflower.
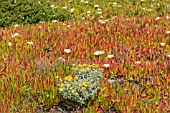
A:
[39,21,45,23]
[81,0,84,2]
[67,25,70,27]
[94,4,99,8]
[167,54,170,58]
[8,42,12,46]
[135,61,141,65]
[81,17,85,20]
[97,8,101,11]
[12,33,19,38]
[165,31,170,34]
[86,10,91,13]
[142,8,146,10]
[63,6,67,9]
[52,20,58,23]
[150,5,154,7]
[64,49,71,53]
[70,8,75,13]
[97,12,102,14]
[103,64,110,68]
[160,42,165,47]
[107,54,114,59]
[27,41,34,45]
[155,17,161,20]
[113,2,118,5]
[84,1,88,4]
[147,9,152,11]
[50,5,55,8]
[98,20,105,24]
[14,24,19,27]
[94,51,105,56]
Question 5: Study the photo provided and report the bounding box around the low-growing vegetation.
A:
[0,0,74,28]
[0,0,169,113]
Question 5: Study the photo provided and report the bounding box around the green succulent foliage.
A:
[54,10,74,22]
[0,0,74,28]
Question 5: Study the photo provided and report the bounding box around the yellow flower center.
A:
[67,84,71,87]
[82,82,89,87]
[59,88,64,91]
[64,75,72,81]
[71,90,75,93]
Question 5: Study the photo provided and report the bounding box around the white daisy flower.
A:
[84,1,88,4]
[160,42,165,47]
[8,42,12,46]
[167,54,170,58]
[107,54,114,59]
[135,61,141,65]
[94,51,105,56]
[64,49,71,53]
[14,24,19,27]
[86,10,91,13]
[98,20,105,24]
[12,33,19,38]
[155,17,161,20]
[52,20,58,23]
[39,21,45,23]
[97,8,101,11]
[94,4,99,8]
[97,12,102,14]
[165,31,170,34]
[113,2,118,5]
[50,5,55,8]
[81,17,85,20]
[70,8,75,13]
[63,6,67,9]
[27,41,34,45]
[103,64,110,68]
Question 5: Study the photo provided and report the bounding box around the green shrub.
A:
[57,64,104,107]
[54,10,74,22]
[0,0,74,28]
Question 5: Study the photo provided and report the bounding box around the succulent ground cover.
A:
[0,0,170,113]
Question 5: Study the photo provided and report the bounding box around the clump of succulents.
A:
[57,63,103,106]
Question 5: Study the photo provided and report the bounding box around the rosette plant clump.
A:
[57,63,104,106]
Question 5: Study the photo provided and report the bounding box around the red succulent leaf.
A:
[159,102,164,109]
